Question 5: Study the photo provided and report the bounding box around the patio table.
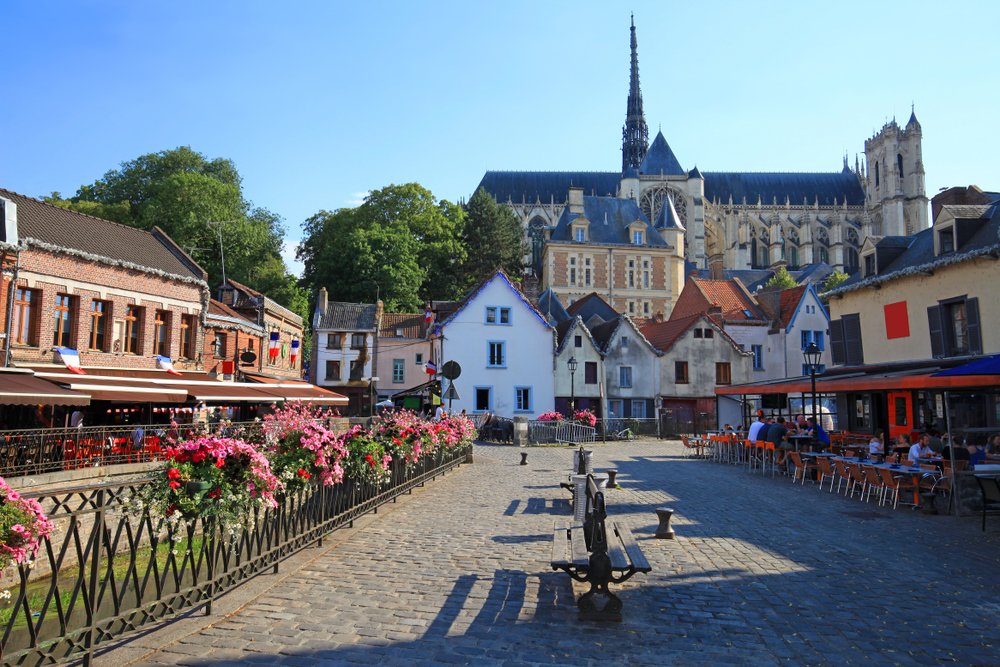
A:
[834,457,938,506]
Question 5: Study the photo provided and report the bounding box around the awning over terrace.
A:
[0,369,90,406]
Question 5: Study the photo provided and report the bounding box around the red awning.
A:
[715,369,1000,396]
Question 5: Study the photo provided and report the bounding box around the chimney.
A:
[313,287,329,329]
[654,311,665,323]
[708,255,725,280]
[568,187,585,214]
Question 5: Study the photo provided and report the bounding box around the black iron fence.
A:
[0,445,471,666]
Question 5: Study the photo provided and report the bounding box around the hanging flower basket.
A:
[0,476,54,571]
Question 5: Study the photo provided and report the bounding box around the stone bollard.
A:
[520,451,528,466]
[513,416,528,447]
[655,507,676,539]
[606,469,618,488]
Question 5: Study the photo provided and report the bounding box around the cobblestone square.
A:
[129,441,1000,666]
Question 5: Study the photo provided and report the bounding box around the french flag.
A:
[423,308,434,326]
[425,360,437,376]
[156,355,183,376]
[268,331,280,359]
[290,339,300,364]
[53,347,86,375]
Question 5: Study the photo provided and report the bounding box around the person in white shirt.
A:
[433,405,446,422]
[869,431,884,455]
[747,413,768,441]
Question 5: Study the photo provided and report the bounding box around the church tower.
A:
[863,108,928,237]
[621,15,648,175]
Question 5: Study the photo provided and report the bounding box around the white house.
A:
[434,271,554,418]
[756,284,832,380]
[590,314,662,420]
[554,316,605,416]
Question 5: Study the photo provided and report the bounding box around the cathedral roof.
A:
[639,131,685,176]
[477,171,618,206]
[702,171,866,206]
[552,195,668,247]
[654,194,685,230]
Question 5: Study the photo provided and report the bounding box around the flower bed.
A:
[263,402,345,491]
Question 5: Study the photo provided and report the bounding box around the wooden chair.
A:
[788,451,816,485]
[862,465,885,504]
[815,456,837,492]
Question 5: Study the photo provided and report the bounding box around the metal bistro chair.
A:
[815,456,837,492]
[974,475,1000,532]
[788,451,817,486]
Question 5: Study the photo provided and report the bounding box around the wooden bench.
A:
[550,474,651,622]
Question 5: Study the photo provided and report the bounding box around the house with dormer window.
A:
[540,187,686,319]
[432,271,554,418]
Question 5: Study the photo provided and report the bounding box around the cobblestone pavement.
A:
[132,441,1000,666]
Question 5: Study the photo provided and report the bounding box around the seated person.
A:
[766,417,790,467]
[941,443,970,462]
[986,434,1000,458]
[907,434,935,466]
[869,431,885,455]
[747,412,769,442]
[723,423,736,435]
[806,416,831,449]
[969,443,987,467]
[895,433,912,463]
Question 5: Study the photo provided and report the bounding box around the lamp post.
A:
[567,356,578,413]
[803,342,822,426]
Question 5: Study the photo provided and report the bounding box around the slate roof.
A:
[221,278,304,326]
[476,172,619,205]
[207,298,264,333]
[566,292,620,323]
[654,194,684,230]
[380,313,425,339]
[702,171,866,207]
[639,131,685,176]
[537,289,571,325]
[0,187,206,282]
[316,302,379,332]
[551,195,667,247]
[827,201,1000,297]
[588,318,620,351]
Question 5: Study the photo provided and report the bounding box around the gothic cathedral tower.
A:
[621,14,648,175]
[863,109,929,237]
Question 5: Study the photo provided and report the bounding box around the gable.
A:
[438,271,552,334]
[784,285,829,332]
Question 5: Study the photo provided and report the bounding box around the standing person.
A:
[433,404,446,422]
[747,411,768,442]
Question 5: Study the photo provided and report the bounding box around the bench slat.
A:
[607,535,629,570]
[611,521,652,572]
[551,523,571,567]
[569,526,590,567]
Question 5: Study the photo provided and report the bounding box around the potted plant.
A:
[0,477,54,573]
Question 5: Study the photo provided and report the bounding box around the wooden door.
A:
[887,391,912,441]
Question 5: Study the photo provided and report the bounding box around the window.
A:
[153,309,170,357]
[584,361,597,384]
[830,314,864,366]
[632,230,644,245]
[212,331,227,358]
[817,246,829,264]
[814,331,824,351]
[897,153,904,179]
[643,302,650,316]
[179,314,196,359]
[939,228,955,254]
[864,254,876,277]
[349,358,364,380]
[124,305,143,354]
[488,341,506,367]
[325,360,341,381]
[716,362,732,385]
[627,260,635,287]
[485,307,497,324]
[415,352,424,365]
[11,288,36,345]
[619,366,632,388]
[620,336,629,348]
[643,260,650,289]
[499,307,511,324]
[631,400,646,418]
[569,257,577,286]
[584,258,592,286]
[515,386,532,412]
[693,328,703,339]
[52,294,74,348]
[928,298,982,359]
[350,333,366,349]
[704,328,714,339]
[875,162,880,188]
[628,301,635,314]
[894,397,908,426]
[751,344,763,371]
[327,333,342,349]
[392,359,405,384]
[608,399,623,418]
[88,300,109,351]
[575,227,585,242]
[574,335,582,348]
[475,387,492,412]
[675,361,689,384]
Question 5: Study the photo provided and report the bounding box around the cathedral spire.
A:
[621,14,649,175]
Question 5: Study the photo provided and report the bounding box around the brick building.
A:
[217,279,304,380]
[204,299,265,380]
[0,188,207,373]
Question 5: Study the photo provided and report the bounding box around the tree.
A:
[821,270,849,293]
[298,184,467,311]
[43,147,307,321]
[765,266,798,290]
[461,187,526,288]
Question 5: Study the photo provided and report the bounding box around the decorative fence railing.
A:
[0,445,471,666]
[600,417,660,440]
[527,420,596,445]
[0,420,334,478]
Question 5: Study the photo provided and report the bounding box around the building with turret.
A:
[475,17,929,318]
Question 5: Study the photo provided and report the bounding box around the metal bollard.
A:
[655,507,676,539]
[520,451,528,465]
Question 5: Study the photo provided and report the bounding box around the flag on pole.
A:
[53,347,86,374]
[268,331,280,359]
[425,360,437,376]
[423,308,434,325]
[156,355,183,376]
[290,339,300,364]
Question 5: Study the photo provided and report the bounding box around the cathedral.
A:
[475,16,929,313]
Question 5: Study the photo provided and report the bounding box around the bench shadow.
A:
[491,534,550,544]
[522,497,571,515]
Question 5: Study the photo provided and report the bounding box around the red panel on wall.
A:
[884,301,910,339]
[221,360,235,375]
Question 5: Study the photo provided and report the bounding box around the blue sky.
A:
[3,1,998,276]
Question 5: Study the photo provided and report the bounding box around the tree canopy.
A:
[821,270,850,294]
[298,184,467,311]
[764,266,798,290]
[462,187,526,286]
[43,147,306,320]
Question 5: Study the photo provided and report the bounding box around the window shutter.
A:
[843,315,864,366]
[830,319,846,365]
[927,305,944,358]
[966,298,982,355]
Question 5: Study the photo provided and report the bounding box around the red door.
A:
[887,391,912,441]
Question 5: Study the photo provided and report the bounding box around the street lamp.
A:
[802,342,822,426]
[567,356,578,413]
